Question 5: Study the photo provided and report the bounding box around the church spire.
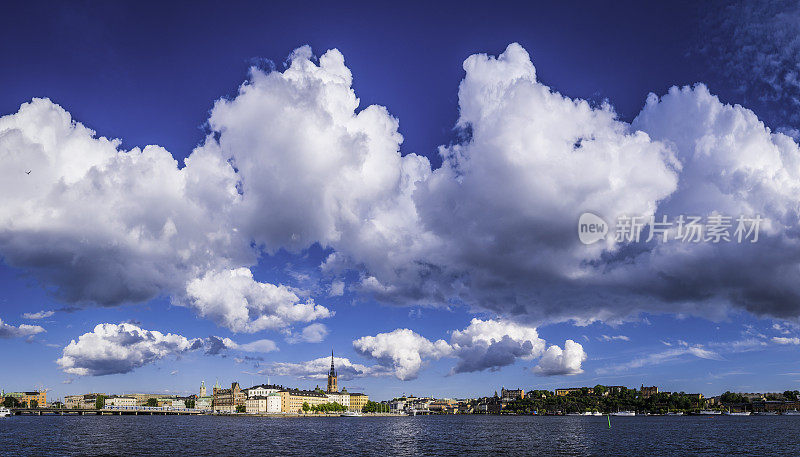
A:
[327,349,338,393]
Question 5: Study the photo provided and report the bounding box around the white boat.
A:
[752,411,778,416]
[784,410,800,415]
[0,407,11,418]
[724,411,751,416]
[340,411,362,417]
[698,410,722,415]
[666,411,683,416]
[611,411,636,416]
[591,411,603,416]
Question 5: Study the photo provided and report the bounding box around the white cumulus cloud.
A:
[182,268,332,333]
[533,340,587,376]
[286,323,329,344]
[0,318,45,338]
[57,323,277,376]
[449,318,546,373]
[353,328,452,380]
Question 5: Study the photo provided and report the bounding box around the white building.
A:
[104,396,136,407]
[247,384,281,398]
[195,397,212,411]
[390,400,407,414]
[267,393,281,413]
[246,396,268,413]
[326,392,350,408]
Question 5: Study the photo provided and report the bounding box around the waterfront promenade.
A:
[7,407,205,416]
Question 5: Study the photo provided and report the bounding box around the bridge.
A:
[9,407,208,416]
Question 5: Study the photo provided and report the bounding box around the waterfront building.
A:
[127,393,172,406]
[640,385,659,398]
[213,382,246,413]
[390,399,406,414]
[199,381,206,398]
[349,392,368,412]
[429,399,458,413]
[267,393,281,413]
[752,400,800,413]
[326,390,350,408]
[171,398,192,409]
[327,350,338,393]
[501,387,525,401]
[195,396,213,410]
[280,389,328,413]
[247,384,281,398]
[246,396,269,413]
[3,391,47,408]
[64,393,106,409]
[104,396,136,407]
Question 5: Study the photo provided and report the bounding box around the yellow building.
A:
[280,389,328,413]
[349,393,369,412]
[555,388,592,396]
[5,391,47,408]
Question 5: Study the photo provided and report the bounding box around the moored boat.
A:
[784,410,800,415]
[611,411,635,416]
[340,411,362,417]
[0,407,11,418]
[698,410,722,415]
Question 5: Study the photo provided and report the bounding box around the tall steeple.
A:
[327,349,338,393]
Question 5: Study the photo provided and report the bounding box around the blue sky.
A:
[2,0,800,403]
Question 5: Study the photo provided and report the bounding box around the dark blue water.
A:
[1,415,796,456]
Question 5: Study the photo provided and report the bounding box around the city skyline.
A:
[4,1,800,404]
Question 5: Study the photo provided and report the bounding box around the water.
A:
[1,414,797,456]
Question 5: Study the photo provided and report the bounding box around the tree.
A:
[362,401,380,413]
[95,395,107,409]
[784,390,799,401]
[146,398,158,407]
[30,400,39,408]
[236,405,246,413]
[184,399,196,409]
[302,402,310,412]
[3,397,21,408]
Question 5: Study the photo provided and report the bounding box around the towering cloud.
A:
[353,328,452,380]
[449,318,546,374]
[533,340,587,376]
[3,42,800,343]
[0,98,250,307]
